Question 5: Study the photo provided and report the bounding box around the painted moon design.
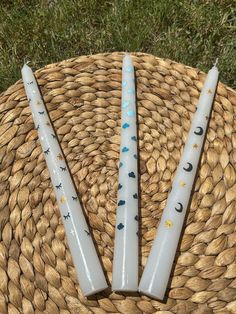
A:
[183,162,193,172]
[175,202,183,213]
[194,126,204,135]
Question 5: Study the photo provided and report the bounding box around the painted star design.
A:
[205,116,209,121]
[180,181,186,187]
[60,196,66,203]
[165,220,173,228]
[207,89,213,94]
[193,143,199,149]
[46,121,51,127]
[36,100,43,106]
[57,153,64,160]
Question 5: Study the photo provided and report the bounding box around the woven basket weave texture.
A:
[0,52,236,314]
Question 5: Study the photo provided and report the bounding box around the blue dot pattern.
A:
[127,110,135,117]
[122,147,129,152]
[125,66,133,73]
[127,88,134,94]
[117,223,124,230]
[118,183,123,190]
[118,200,126,206]
[122,123,130,129]
[122,101,129,108]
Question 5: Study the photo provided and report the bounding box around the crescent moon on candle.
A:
[175,202,183,213]
[183,162,193,172]
[194,126,204,135]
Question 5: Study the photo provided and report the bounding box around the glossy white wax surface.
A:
[112,55,139,291]
[139,65,219,300]
[22,64,108,296]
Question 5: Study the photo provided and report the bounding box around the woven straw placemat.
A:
[0,52,235,314]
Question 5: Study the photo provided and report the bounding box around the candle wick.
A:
[213,58,219,67]
[24,58,31,65]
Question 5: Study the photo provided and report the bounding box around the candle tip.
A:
[22,58,32,69]
[213,58,219,67]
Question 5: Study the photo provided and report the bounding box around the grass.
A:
[0,0,235,92]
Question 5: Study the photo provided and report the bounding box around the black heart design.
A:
[133,193,138,199]
[134,215,139,221]
[128,172,136,178]
[118,184,122,190]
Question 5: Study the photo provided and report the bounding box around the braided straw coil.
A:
[0,52,236,314]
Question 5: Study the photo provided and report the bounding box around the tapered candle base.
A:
[139,283,165,300]
[84,284,108,297]
[112,287,138,292]
[112,281,138,292]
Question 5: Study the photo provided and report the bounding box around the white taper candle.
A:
[112,54,139,291]
[139,62,219,299]
[22,64,108,296]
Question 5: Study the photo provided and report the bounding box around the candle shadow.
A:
[87,287,112,300]
[87,288,141,301]
[134,71,143,284]
[162,83,219,301]
[31,73,110,287]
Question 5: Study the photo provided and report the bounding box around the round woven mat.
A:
[0,52,236,314]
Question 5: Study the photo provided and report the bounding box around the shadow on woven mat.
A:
[0,52,236,314]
